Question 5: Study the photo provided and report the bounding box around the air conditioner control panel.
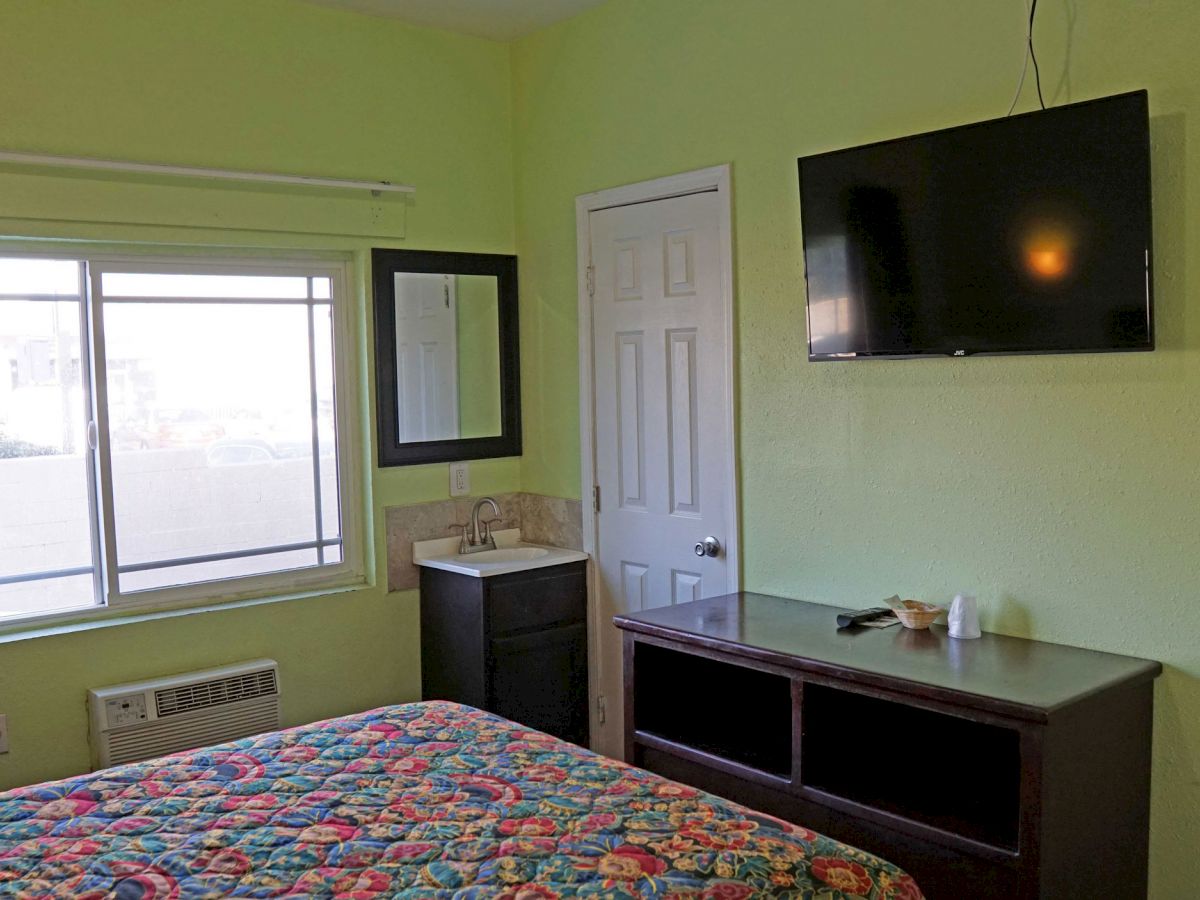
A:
[104,693,148,729]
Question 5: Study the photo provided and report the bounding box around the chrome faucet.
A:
[452,496,501,554]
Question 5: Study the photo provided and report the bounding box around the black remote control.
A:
[836,607,893,628]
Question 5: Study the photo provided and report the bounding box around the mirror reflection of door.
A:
[392,272,503,444]
[394,272,458,442]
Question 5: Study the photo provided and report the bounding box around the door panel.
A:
[393,272,458,442]
[668,328,699,514]
[589,189,735,757]
[616,332,646,508]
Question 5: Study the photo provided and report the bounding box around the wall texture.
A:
[0,0,520,789]
[510,1,1199,894]
[2,0,1198,893]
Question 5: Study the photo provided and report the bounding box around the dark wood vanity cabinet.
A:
[420,560,588,746]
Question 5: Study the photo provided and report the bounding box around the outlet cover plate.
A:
[450,462,470,497]
[0,714,8,753]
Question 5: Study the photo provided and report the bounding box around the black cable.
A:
[1006,1,1031,116]
[1029,0,1046,109]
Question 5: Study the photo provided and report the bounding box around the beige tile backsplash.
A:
[519,493,584,551]
[385,492,584,592]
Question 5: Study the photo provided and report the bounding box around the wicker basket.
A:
[892,601,945,630]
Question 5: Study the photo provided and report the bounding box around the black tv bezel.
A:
[797,90,1155,362]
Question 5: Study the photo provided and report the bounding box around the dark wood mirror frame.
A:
[372,248,521,467]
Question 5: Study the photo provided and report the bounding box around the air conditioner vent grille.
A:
[105,698,279,767]
[155,668,278,717]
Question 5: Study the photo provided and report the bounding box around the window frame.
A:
[0,257,102,613]
[0,250,366,630]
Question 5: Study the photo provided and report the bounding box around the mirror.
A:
[372,249,521,466]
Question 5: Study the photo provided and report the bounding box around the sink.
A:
[457,547,550,563]
[414,529,588,578]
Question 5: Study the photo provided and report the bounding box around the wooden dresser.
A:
[614,593,1160,899]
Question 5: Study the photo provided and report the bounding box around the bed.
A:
[0,701,921,898]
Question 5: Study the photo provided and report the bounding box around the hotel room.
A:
[0,1,1195,896]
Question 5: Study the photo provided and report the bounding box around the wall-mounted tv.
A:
[798,91,1153,360]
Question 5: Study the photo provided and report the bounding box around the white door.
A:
[393,272,458,442]
[586,185,738,758]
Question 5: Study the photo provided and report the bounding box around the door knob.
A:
[694,536,721,558]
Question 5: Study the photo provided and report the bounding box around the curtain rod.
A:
[0,150,415,195]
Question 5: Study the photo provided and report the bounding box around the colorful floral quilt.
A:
[0,701,921,898]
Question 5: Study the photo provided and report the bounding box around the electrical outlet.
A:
[0,714,8,754]
[449,462,470,497]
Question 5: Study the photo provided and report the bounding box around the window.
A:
[0,255,360,625]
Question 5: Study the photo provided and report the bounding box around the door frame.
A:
[575,164,740,747]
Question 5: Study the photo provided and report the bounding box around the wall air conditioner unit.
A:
[88,659,280,769]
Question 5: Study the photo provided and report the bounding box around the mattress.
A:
[0,701,922,898]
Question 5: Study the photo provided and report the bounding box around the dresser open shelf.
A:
[616,593,1161,900]
[632,642,792,779]
[802,682,1021,852]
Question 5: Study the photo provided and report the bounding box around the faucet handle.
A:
[478,516,501,547]
[447,523,471,554]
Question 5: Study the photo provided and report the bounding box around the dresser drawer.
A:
[487,561,586,636]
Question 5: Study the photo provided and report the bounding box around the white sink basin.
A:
[414,529,588,577]
[457,546,550,563]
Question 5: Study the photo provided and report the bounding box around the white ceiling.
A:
[305,0,607,41]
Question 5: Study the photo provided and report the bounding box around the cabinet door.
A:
[489,622,588,746]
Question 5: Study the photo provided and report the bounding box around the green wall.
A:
[510,1,1200,895]
[0,0,520,789]
[456,274,503,437]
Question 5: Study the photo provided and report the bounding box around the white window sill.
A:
[0,576,371,645]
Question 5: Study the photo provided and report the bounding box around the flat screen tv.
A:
[798,91,1153,360]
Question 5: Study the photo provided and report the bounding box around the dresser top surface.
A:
[614,593,1161,716]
